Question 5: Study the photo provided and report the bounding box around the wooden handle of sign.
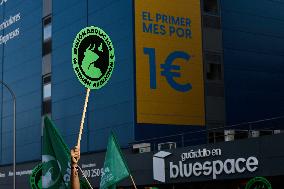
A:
[130,175,138,189]
[77,88,91,147]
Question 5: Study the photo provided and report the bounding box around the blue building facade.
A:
[221,0,284,126]
[0,0,42,164]
[52,0,135,154]
[0,0,283,167]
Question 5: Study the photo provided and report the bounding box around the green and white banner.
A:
[42,117,71,189]
[100,132,130,189]
[30,117,90,189]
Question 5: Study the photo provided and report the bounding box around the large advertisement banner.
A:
[135,0,205,125]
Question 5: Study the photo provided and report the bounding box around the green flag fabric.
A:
[30,116,90,189]
[29,163,90,189]
[99,132,130,189]
[30,163,42,189]
[42,116,71,189]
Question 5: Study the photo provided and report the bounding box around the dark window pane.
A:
[207,63,222,80]
[43,16,52,55]
[43,40,51,56]
[204,0,219,15]
[43,16,51,26]
[42,99,51,115]
[43,75,51,84]
[43,16,52,41]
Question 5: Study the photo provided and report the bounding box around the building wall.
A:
[52,0,135,154]
[0,0,136,164]
[1,0,283,165]
[221,0,284,125]
[0,1,42,165]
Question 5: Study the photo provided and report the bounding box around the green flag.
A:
[42,116,71,189]
[29,163,90,189]
[30,163,42,189]
[29,116,90,189]
[100,132,130,189]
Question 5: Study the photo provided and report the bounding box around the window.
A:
[205,52,223,81]
[203,0,221,29]
[42,10,52,117]
[43,83,51,99]
[43,17,51,41]
[43,75,51,100]
[43,74,51,83]
[43,23,51,41]
[250,130,260,138]
[207,63,222,80]
[43,16,52,56]
[42,99,51,115]
[224,130,235,141]
[43,41,51,56]
[42,75,51,115]
[204,0,219,15]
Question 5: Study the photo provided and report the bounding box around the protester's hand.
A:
[71,146,80,189]
[71,146,80,165]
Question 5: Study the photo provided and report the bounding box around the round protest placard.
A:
[72,26,115,89]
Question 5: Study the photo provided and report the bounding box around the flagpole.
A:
[130,174,138,189]
[77,165,94,189]
[77,88,91,147]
